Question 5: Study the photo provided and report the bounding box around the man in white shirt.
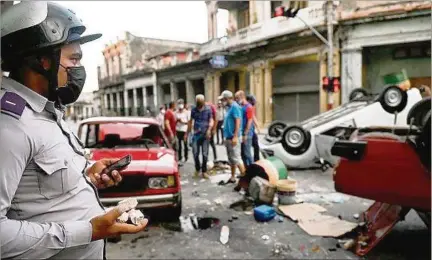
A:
[175,99,190,164]
[216,98,226,145]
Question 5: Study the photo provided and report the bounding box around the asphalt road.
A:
[65,120,430,259]
[105,145,430,260]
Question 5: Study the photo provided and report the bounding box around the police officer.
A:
[0,2,147,259]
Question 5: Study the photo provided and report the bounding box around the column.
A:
[152,72,158,109]
[213,71,221,103]
[103,93,108,110]
[185,78,195,104]
[123,90,129,116]
[238,70,246,91]
[248,65,255,95]
[204,73,213,102]
[132,88,138,116]
[263,61,274,126]
[116,91,121,115]
[341,48,363,104]
[254,66,265,127]
[319,51,328,113]
[170,81,178,102]
[143,87,147,113]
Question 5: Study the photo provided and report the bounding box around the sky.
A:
[54,1,228,93]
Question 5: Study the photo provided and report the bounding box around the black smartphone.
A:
[102,155,132,176]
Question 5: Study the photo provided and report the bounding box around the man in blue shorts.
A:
[220,90,246,185]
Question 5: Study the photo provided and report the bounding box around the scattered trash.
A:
[191,191,200,197]
[214,198,223,205]
[272,242,291,256]
[178,216,220,232]
[239,190,246,196]
[229,199,254,212]
[279,203,358,237]
[261,235,270,240]
[254,205,276,222]
[338,215,343,220]
[343,239,356,250]
[327,194,346,204]
[193,182,197,186]
[328,248,337,252]
[249,176,276,205]
[311,245,321,253]
[199,178,206,183]
[232,215,238,220]
[220,226,230,245]
[244,211,253,215]
[212,173,232,185]
[180,180,189,185]
[353,213,359,219]
[277,216,284,222]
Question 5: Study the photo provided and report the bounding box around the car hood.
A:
[90,148,176,174]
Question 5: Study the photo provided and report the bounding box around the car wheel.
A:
[406,97,431,127]
[160,198,182,222]
[379,85,408,114]
[349,88,368,101]
[281,125,311,156]
[268,121,287,138]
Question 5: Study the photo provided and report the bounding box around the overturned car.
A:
[261,86,423,169]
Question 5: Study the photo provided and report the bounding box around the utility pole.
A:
[326,0,335,110]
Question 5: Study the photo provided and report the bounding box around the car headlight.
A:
[148,176,175,189]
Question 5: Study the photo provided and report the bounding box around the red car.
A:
[77,117,182,220]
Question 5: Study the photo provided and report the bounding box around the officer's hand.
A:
[90,207,148,241]
[87,159,123,189]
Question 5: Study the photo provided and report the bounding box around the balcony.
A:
[200,4,327,55]
[98,75,124,89]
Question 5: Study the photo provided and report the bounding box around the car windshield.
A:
[78,122,167,149]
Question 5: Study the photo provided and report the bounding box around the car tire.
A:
[406,97,431,127]
[349,88,368,101]
[281,125,311,156]
[379,85,408,114]
[268,121,287,138]
[160,198,182,222]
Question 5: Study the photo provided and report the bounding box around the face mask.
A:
[161,109,166,114]
[222,101,228,107]
[56,65,86,105]
[178,104,184,109]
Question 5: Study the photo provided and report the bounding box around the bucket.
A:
[276,179,298,205]
[266,156,289,180]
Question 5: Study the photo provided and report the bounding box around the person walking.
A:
[164,101,178,156]
[156,105,166,128]
[216,97,226,145]
[175,99,190,165]
[205,100,218,161]
[0,2,147,259]
[220,90,246,185]
[246,94,261,162]
[185,95,214,179]
[235,90,255,167]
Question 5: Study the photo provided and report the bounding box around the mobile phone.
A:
[102,155,132,176]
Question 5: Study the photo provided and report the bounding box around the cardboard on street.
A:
[279,203,358,237]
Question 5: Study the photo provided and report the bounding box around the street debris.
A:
[276,179,300,205]
[272,242,291,256]
[279,203,358,237]
[129,209,145,225]
[353,213,359,219]
[191,191,200,197]
[180,179,189,185]
[249,176,276,205]
[220,225,230,245]
[229,199,254,211]
[254,205,276,222]
[179,215,220,232]
[311,245,321,253]
[261,235,270,240]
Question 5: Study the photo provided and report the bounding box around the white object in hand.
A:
[129,209,145,225]
[117,198,138,213]
[117,211,129,223]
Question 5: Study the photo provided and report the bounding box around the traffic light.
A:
[322,77,341,93]
[274,6,300,18]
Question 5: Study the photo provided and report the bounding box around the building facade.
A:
[92,0,431,128]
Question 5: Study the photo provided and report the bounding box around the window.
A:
[238,8,250,29]
[287,1,308,9]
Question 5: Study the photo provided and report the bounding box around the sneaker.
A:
[202,172,210,179]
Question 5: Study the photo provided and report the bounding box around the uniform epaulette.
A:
[0,91,27,120]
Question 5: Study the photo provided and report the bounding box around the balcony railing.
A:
[200,4,327,55]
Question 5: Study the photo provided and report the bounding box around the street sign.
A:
[209,55,228,69]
